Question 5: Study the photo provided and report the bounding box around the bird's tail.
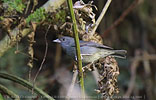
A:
[111,50,127,59]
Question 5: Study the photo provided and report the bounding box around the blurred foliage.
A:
[0,45,32,99]
[84,73,98,97]
[0,93,4,100]
[2,0,25,13]
[0,45,28,77]
[44,8,67,26]
[54,10,66,23]
[26,8,46,24]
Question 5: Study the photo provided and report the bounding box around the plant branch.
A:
[124,55,139,97]
[0,0,66,57]
[102,0,139,37]
[0,84,20,100]
[90,0,112,36]
[32,25,51,93]
[66,67,78,100]
[0,72,54,100]
[124,52,156,96]
[66,0,85,99]
[0,28,31,57]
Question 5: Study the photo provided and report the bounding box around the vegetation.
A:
[0,0,156,100]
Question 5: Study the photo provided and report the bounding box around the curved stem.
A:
[0,84,20,100]
[0,72,54,100]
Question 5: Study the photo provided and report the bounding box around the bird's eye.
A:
[62,38,65,41]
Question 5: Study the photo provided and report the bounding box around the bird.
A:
[53,36,127,64]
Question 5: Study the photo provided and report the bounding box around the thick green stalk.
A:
[66,0,85,99]
[0,84,20,100]
[0,72,54,100]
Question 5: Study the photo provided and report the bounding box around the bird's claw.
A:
[75,54,83,61]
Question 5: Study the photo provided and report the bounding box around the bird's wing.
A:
[78,41,113,50]
[71,40,113,49]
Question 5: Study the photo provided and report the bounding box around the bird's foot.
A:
[75,54,83,61]
[82,62,95,72]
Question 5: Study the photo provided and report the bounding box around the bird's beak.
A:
[53,39,61,43]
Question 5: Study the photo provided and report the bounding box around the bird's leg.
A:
[75,54,83,61]
[80,54,83,59]
[82,62,95,72]
[90,62,95,71]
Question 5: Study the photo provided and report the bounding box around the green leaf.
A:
[26,8,46,24]
[2,0,25,13]
[0,93,4,100]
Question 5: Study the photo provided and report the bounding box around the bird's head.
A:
[53,36,74,47]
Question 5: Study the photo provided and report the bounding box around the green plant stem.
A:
[0,72,54,100]
[0,84,20,100]
[66,0,85,99]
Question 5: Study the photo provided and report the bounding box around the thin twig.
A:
[90,0,112,36]
[25,0,31,14]
[66,0,85,99]
[54,44,62,69]
[92,66,100,85]
[32,25,51,93]
[15,51,38,61]
[29,67,32,84]
[31,0,38,13]
[66,66,78,100]
[143,51,153,100]
[124,56,139,97]
[124,51,156,96]
[102,0,139,37]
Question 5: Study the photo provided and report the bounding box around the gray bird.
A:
[53,36,127,64]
